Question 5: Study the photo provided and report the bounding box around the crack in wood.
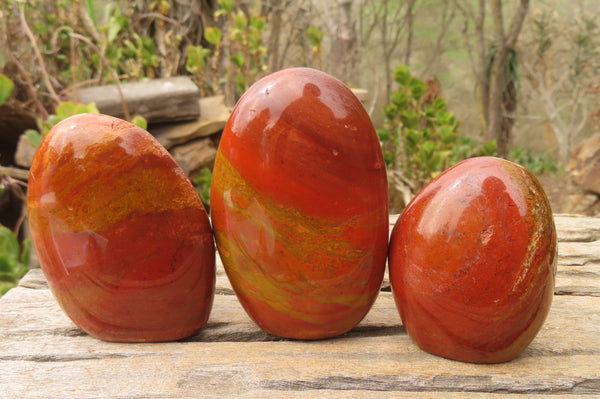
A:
[50,327,88,337]
[0,353,132,362]
[179,323,405,343]
[260,374,600,394]
[572,378,600,394]
[555,289,600,297]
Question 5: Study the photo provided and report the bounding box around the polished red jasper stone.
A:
[211,67,389,339]
[27,113,215,342]
[389,157,557,363]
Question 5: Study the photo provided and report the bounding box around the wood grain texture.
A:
[1,215,599,397]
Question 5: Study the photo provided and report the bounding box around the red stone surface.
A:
[27,113,215,342]
[211,68,389,339]
[389,157,557,363]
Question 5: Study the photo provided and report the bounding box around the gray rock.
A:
[567,133,600,195]
[14,134,36,168]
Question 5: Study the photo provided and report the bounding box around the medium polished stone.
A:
[211,68,389,339]
[389,156,557,363]
[27,113,215,342]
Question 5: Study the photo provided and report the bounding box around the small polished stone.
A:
[389,156,557,363]
[27,113,215,342]
[211,67,389,339]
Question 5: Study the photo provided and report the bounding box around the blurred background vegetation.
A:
[2,0,599,167]
[1,0,598,164]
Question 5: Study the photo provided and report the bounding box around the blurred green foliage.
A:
[24,101,147,149]
[0,73,14,106]
[185,0,267,102]
[509,147,560,175]
[378,65,497,189]
[192,168,213,211]
[0,225,31,297]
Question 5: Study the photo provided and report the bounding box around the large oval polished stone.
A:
[389,156,557,363]
[211,67,389,339]
[27,113,215,342]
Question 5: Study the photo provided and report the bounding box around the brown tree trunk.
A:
[331,0,358,84]
[475,0,489,135]
[403,0,417,66]
[486,42,508,154]
[486,0,529,158]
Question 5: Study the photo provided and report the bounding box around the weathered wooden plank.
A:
[77,76,200,124]
[559,241,600,266]
[554,214,600,242]
[0,284,599,397]
[556,241,600,296]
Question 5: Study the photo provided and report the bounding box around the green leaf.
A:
[410,79,426,100]
[247,30,263,52]
[186,45,210,73]
[306,26,323,48]
[34,22,47,35]
[0,73,14,106]
[204,27,222,46]
[0,271,17,283]
[383,105,397,120]
[84,0,97,27]
[234,73,246,92]
[191,168,213,207]
[233,10,248,31]
[405,129,419,147]
[115,12,129,30]
[376,127,390,142]
[483,139,497,155]
[390,90,409,108]
[400,109,420,129]
[25,129,42,149]
[84,103,99,113]
[217,0,234,13]
[421,140,435,156]
[54,102,98,121]
[55,102,78,120]
[394,65,411,86]
[433,97,446,110]
[439,125,457,144]
[251,16,266,33]
[108,18,122,42]
[131,115,147,130]
[0,282,16,297]
[0,257,13,274]
[231,52,245,68]
[20,239,31,267]
[0,226,19,266]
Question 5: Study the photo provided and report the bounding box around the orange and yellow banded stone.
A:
[27,113,215,342]
[211,68,389,339]
[389,157,557,363]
